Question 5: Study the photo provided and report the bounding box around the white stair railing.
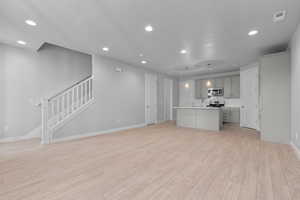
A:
[41,76,94,144]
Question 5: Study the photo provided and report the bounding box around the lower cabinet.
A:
[177,109,195,128]
[176,108,222,131]
[222,107,240,123]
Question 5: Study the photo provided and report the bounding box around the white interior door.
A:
[163,78,173,121]
[240,65,259,130]
[145,73,158,125]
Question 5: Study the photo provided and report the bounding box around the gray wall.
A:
[259,52,290,144]
[172,79,179,120]
[54,55,146,139]
[157,75,165,123]
[291,23,300,149]
[0,43,92,139]
[55,55,177,139]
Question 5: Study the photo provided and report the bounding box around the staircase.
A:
[41,75,94,144]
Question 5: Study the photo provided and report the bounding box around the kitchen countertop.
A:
[173,106,220,110]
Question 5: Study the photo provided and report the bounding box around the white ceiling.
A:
[1,0,300,77]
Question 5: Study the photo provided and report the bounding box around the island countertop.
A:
[173,106,220,110]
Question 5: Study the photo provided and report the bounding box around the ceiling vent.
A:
[273,10,286,23]
[115,67,123,72]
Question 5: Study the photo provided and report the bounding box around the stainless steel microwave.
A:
[208,88,224,97]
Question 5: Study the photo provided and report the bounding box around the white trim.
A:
[52,98,95,132]
[0,126,41,143]
[170,79,173,120]
[0,99,95,144]
[291,142,300,160]
[52,123,146,143]
[145,73,158,125]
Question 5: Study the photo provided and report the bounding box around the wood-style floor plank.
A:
[0,123,300,200]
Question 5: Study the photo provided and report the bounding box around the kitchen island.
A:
[173,107,223,131]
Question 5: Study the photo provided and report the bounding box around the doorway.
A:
[240,64,259,130]
[145,73,158,125]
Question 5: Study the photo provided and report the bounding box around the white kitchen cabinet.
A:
[222,107,231,122]
[214,78,224,88]
[194,75,240,99]
[195,79,202,99]
[223,77,232,98]
[230,107,240,123]
[176,107,222,131]
[177,109,195,128]
[222,107,240,123]
[201,80,209,99]
[231,76,240,98]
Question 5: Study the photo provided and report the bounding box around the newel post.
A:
[41,98,50,144]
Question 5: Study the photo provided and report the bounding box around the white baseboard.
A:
[0,126,41,143]
[0,99,95,144]
[290,142,300,160]
[53,123,146,143]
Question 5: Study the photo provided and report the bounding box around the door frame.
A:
[145,73,158,125]
[240,64,259,130]
[162,78,173,122]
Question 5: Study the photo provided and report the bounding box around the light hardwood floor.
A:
[1,123,300,200]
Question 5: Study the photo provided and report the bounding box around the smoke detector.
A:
[115,67,123,72]
[273,10,286,23]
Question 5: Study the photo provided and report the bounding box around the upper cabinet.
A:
[195,79,202,99]
[195,75,240,99]
[223,77,232,98]
[231,75,240,98]
[214,78,224,88]
[195,79,209,99]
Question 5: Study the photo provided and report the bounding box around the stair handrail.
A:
[41,75,94,144]
[48,75,93,101]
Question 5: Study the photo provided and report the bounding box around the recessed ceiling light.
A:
[141,60,147,64]
[25,19,37,26]
[102,47,109,52]
[248,30,259,36]
[17,40,26,45]
[184,83,190,88]
[180,49,187,54]
[145,25,153,32]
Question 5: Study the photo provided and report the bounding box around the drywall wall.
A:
[54,55,145,139]
[0,43,92,139]
[260,52,290,144]
[54,55,177,140]
[179,80,197,106]
[172,79,179,120]
[291,23,300,149]
[157,75,174,122]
